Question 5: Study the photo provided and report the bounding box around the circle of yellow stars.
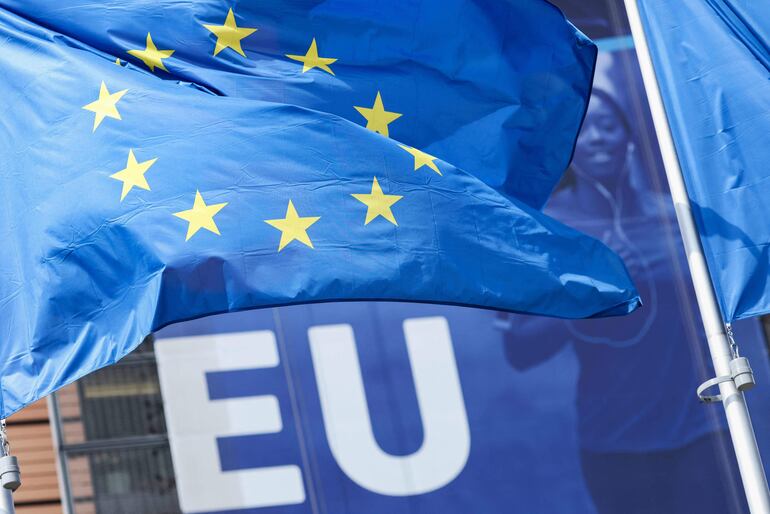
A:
[82,7,446,249]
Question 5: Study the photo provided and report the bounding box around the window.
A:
[50,337,181,514]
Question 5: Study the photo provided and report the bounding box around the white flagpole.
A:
[0,488,13,514]
[0,421,18,514]
[623,0,770,511]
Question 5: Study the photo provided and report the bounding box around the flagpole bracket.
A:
[697,356,756,404]
[0,421,19,494]
[0,457,19,493]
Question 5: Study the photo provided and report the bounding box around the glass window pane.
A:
[66,446,180,514]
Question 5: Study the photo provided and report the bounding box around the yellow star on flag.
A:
[82,81,128,132]
[354,91,402,137]
[265,200,320,251]
[286,38,337,75]
[398,145,442,175]
[351,177,403,225]
[203,8,258,57]
[128,33,174,72]
[110,149,158,201]
[173,190,228,241]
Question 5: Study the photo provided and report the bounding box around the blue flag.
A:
[0,6,637,417]
[637,0,770,321]
[0,0,596,209]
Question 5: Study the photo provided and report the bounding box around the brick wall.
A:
[6,400,62,514]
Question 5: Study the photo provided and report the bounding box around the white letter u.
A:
[308,316,471,496]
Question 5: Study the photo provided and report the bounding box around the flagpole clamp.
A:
[0,421,20,492]
[697,355,756,403]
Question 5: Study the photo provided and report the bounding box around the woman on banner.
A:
[497,51,747,514]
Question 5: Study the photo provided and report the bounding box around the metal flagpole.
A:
[0,486,13,514]
[623,0,770,511]
[0,420,20,514]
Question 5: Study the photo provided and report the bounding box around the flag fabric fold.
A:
[0,0,596,209]
[0,5,637,417]
[637,0,770,321]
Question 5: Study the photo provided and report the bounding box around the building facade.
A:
[8,338,180,514]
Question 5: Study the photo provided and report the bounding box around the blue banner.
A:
[153,6,770,509]
[155,300,766,514]
[637,0,770,321]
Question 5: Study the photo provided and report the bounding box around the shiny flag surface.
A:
[0,0,596,209]
[0,6,637,417]
[637,0,770,321]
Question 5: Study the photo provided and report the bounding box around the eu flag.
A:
[0,0,596,209]
[0,5,637,417]
[637,0,770,321]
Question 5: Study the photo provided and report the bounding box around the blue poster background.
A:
[155,1,770,512]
